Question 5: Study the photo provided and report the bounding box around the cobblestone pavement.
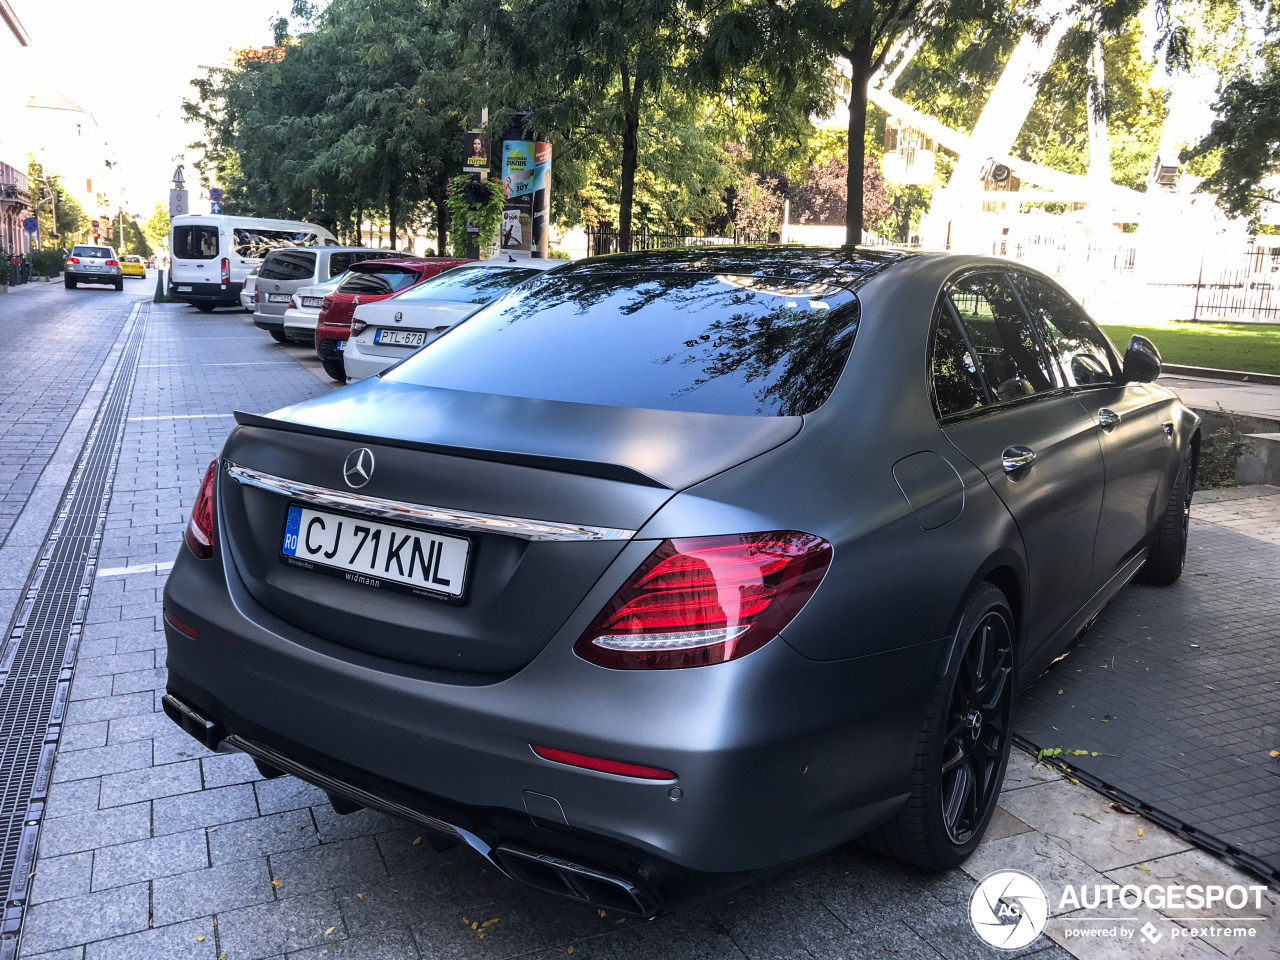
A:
[6,291,1274,959]
[1018,485,1280,876]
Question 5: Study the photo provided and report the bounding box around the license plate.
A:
[267,293,291,303]
[177,285,192,292]
[302,297,324,308]
[374,329,426,347]
[336,341,345,351]
[282,505,469,598]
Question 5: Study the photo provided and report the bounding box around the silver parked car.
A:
[252,246,398,343]
[281,274,347,344]
[64,245,123,291]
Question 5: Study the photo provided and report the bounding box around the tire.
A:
[114,278,124,291]
[864,582,1015,870]
[322,357,347,382]
[269,330,289,344]
[193,302,216,313]
[64,278,75,289]
[1134,449,1194,586]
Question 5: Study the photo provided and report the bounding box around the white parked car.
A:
[281,274,348,345]
[344,261,559,380]
[240,266,260,312]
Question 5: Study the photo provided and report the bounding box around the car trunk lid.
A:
[217,379,801,675]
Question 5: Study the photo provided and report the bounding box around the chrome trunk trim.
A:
[224,462,637,542]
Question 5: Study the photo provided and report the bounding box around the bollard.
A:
[153,268,166,303]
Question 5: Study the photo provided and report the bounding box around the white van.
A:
[169,214,338,311]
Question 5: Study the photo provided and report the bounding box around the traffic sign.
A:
[173,166,185,185]
[23,217,37,233]
[210,202,222,214]
[91,219,100,229]
[209,187,222,202]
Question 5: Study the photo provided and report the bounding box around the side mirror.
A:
[1123,335,1162,383]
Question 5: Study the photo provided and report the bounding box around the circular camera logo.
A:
[970,870,1049,950]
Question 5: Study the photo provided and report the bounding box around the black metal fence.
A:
[587,226,761,257]
[1187,247,1280,321]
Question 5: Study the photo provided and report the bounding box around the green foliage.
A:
[143,203,170,253]
[27,155,89,246]
[1197,409,1252,489]
[30,248,63,278]
[444,176,504,258]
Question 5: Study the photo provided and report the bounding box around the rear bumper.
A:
[67,271,122,284]
[171,280,242,306]
[161,535,937,904]
[341,341,399,380]
[283,313,319,343]
[252,309,285,332]
[316,337,346,362]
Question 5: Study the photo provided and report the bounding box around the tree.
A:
[143,202,170,253]
[27,155,88,247]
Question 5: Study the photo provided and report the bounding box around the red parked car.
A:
[315,257,469,381]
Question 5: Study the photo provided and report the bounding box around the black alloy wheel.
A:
[865,582,1015,870]
[940,605,1014,845]
[321,357,347,382]
[1135,448,1194,586]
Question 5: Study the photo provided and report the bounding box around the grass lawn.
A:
[1097,321,1280,375]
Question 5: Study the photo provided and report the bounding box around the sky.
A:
[14,0,293,216]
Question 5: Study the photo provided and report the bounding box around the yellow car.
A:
[120,256,146,278]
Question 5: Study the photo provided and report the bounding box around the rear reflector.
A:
[575,531,832,669]
[184,460,218,559]
[531,744,675,780]
[163,609,200,638]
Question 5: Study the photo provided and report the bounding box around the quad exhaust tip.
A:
[492,845,660,918]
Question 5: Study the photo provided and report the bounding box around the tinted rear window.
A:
[173,226,218,260]
[72,246,113,259]
[395,265,546,304]
[385,272,858,416]
[259,250,317,281]
[339,267,419,296]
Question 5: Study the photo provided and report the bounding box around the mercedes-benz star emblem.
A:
[343,448,375,489]
[394,311,402,323]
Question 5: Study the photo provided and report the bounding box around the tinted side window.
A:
[1012,274,1119,386]
[327,253,355,277]
[258,250,317,281]
[173,226,219,260]
[233,228,321,259]
[930,302,987,418]
[947,274,1059,402]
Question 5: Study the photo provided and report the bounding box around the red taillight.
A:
[530,745,675,780]
[105,259,119,266]
[575,532,832,670]
[66,257,80,265]
[184,460,218,559]
[255,289,262,303]
[220,257,230,283]
[350,319,367,335]
[163,609,200,638]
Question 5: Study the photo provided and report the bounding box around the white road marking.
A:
[128,414,234,421]
[97,560,175,578]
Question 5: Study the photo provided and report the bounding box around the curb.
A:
[1162,363,1280,386]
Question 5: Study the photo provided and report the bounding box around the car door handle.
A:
[1002,446,1037,474]
[1098,408,1121,431]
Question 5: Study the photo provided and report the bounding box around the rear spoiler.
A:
[232,410,670,489]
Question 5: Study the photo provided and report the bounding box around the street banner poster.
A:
[463,131,489,174]
[501,139,551,255]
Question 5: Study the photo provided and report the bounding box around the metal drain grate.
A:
[0,304,147,958]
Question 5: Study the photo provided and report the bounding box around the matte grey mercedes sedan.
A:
[161,247,1199,917]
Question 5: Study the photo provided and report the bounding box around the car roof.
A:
[553,245,913,291]
[350,257,467,273]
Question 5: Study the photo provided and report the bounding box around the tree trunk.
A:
[388,175,399,250]
[618,65,643,253]
[434,185,449,256]
[355,203,362,246]
[845,35,874,247]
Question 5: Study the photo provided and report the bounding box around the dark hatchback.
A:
[162,248,1199,916]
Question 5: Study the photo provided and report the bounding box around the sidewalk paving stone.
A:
[89,828,208,890]
[50,741,152,784]
[268,836,388,898]
[83,918,220,960]
[284,930,418,960]
[216,889,346,960]
[29,852,93,904]
[151,858,275,926]
[38,803,152,858]
[207,809,321,865]
[152,783,258,836]
[19,883,149,955]
[98,757,202,807]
